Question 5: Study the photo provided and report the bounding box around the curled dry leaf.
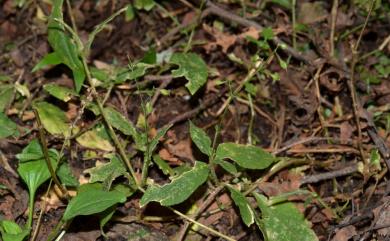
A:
[331,225,357,241]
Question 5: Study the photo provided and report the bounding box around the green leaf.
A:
[56,162,79,187]
[261,27,274,40]
[147,125,172,160]
[254,193,318,241]
[32,52,62,72]
[216,143,276,169]
[141,48,157,64]
[0,220,30,241]
[269,0,292,9]
[0,85,14,112]
[227,186,255,226]
[0,112,18,138]
[33,102,69,137]
[17,157,52,219]
[214,159,237,174]
[134,0,156,11]
[103,107,139,139]
[153,155,174,176]
[47,0,85,92]
[84,155,127,190]
[140,161,209,207]
[62,184,127,221]
[15,139,43,162]
[43,83,78,102]
[76,125,114,152]
[103,107,146,150]
[170,53,208,95]
[189,122,212,156]
[125,63,155,81]
[125,4,135,22]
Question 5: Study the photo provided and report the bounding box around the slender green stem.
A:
[247,93,254,145]
[216,58,263,116]
[207,125,221,185]
[59,4,140,187]
[26,190,35,229]
[141,151,151,186]
[33,109,68,197]
[81,57,140,188]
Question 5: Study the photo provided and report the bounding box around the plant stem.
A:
[26,190,35,229]
[33,109,68,198]
[81,57,140,188]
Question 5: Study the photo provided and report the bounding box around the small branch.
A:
[168,206,236,241]
[300,164,359,185]
[348,0,376,164]
[151,76,173,107]
[166,87,229,127]
[330,0,338,57]
[291,0,297,49]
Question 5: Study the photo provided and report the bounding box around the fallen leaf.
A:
[331,225,357,241]
[298,2,328,24]
[202,24,237,53]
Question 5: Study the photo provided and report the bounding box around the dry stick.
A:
[364,110,390,170]
[151,75,173,107]
[30,180,53,241]
[166,87,229,127]
[176,186,225,241]
[273,137,339,155]
[291,0,297,49]
[204,0,314,65]
[348,0,376,164]
[329,0,338,57]
[168,206,237,241]
[300,165,359,185]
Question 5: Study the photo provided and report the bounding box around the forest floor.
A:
[0,0,390,240]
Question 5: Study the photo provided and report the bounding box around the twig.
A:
[235,97,277,127]
[348,0,376,164]
[291,0,297,49]
[151,76,173,107]
[363,110,390,170]
[273,137,335,155]
[168,206,236,241]
[166,87,229,127]
[330,0,338,57]
[300,164,359,185]
[30,180,53,241]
